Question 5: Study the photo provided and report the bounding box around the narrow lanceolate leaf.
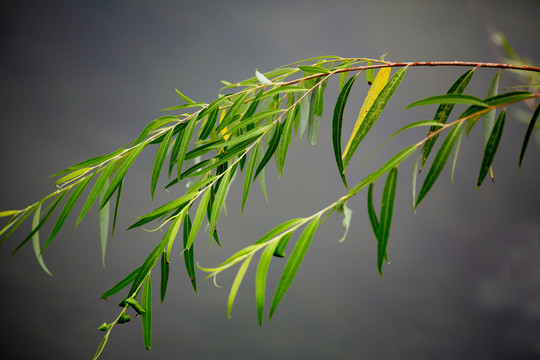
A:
[365,62,375,85]
[160,252,169,303]
[298,65,330,74]
[343,67,407,169]
[199,106,219,141]
[133,116,178,146]
[31,205,52,276]
[273,231,293,258]
[377,167,398,276]
[216,92,249,132]
[151,128,174,202]
[256,240,280,326]
[277,95,296,175]
[242,143,260,213]
[183,214,197,292]
[367,183,380,239]
[227,254,253,318]
[450,129,463,186]
[175,88,196,104]
[308,83,324,146]
[478,109,506,187]
[269,216,320,320]
[176,114,199,183]
[52,148,124,178]
[483,71,501,149]
[142,274,152,350]
[403,94,488,110]
[101,266,141,299]
[416,122,464,208]
[76,160,116,229]
[55,167,91,186]
[297,94,310,139]
[209,167,233,245]
[186,188,211,250]
[332,75,358,189]
[99,180,110,268]
[111,181,122,238]
[42,173,95,254]
[254,121,283,180]
[420,69,474,169]
[256,70,273,85]
[101,144,147,209]
[411,153,420,211]
[519,104,540,170]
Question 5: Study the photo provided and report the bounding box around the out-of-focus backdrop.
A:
[1,1,539,359]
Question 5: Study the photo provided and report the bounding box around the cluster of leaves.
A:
[1,53,539,358]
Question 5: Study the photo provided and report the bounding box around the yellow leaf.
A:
[342,67,391,160]
[219,110,231,140]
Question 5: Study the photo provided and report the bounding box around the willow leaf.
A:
[175,88,196,104]
[142,274,152,350]
[216,92,249,133]
[450,129,463,186]
[151,128,174,202]
[133,116,178,146]
[277,96,296,175]
[411,153,420,211]
[160,252,169,303]
[99,179,110,268]
[227,254,253,318]
[483,71,501,149]
[297,65,330,74]
[404,94,488,110]
[258,86,307,102]
[416,122,464,207]
[51,148,124,178]
[76,160,117,229]
[378,167,398,276]
[256,240,280,326]
[269,216,319,320]
[199,106,219,140]
[332,75,358,189]
[55,167,91,186]
[186,188,211,250]
[31,205,52,276]
[367,183,380,239]
[519,104,540,169]
[420,69,474,169]
[100,144,146,209]
[273,231,293,258]
[222,110,281,137]
[365,62,375,84]
[242,143,260,213]
[111,181,122,237]
[478,109,505,187]
[308,84,323,146]
[256,70,273,85]
[183,214,197,292]
[343,67,407,169]
[254,122,282,180]
[228,68,296,88]
[176,114,199,183]
[297,93,310,139]
[101,266,141,299]
[209,166,234,245]
[161,103,206,111]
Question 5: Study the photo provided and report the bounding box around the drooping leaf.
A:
[141,274,152,350]
[420,69,475,169]
[55,167,92,186]
[478,109,505,187]
[132,116,178,146]
[175,88,196,104]
[332,75,358,189]
[209,165,234,246]
[110,180,122,238]
[185,188,211,250]
[227,254,253,318]
[416,122,464,207]
[151,128,174,202]
[519,103,540,170]
[242,143,260,213]
[198,106,219,141]
[411,153,420,211]
[101,266,141,299]
[99,179,110,268]
[176,114,199,184]
[483,71,501,150]
[377,167,398,276]
[403,94,488,110]
[256,239,280,326]
[308,83,324,146]
[297,93,310,139]
[367,183,380,239]
[216,92,249,133]
[182,214,197,292]
[273,231,293,258]
[450,129,463,186]
[343,67,407,169]
[276,94,296,175]
[365,62,375,85]
[269,216,320,320]
[160,252,169,303]
[31,205,52,276]
[254,121,283,180]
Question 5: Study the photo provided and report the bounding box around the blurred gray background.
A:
[1,0,539,359]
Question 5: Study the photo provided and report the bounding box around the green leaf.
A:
[209,166,234,246]
[160,252,169,303]
[297,65,330,74]
[100,144,147,209]
[51,148,125,178]
[199,106,219,141]
[176,114,199,184]
[175,88,196,104]
[332,75,358,189]
[420,69,475,169]
[307,84,324,146]
[478,109,505,187]
[404,94,488,110]
[450,129,463,186]
[125,297,146,315]
[227,254,253,318]
[161,102,206,111]
[276,95,296,175]
[483,71,501,150]
[76,160,117,229]
[411,153,420,211]
[256,240,280,326]
[55,167,91,186]
[99,179,110,268]
[183,214,197,292]
[216,92,249,132]
[519,104,540,169]
[273,231,293,258]
[365,62,375,85]
[254,122,282,180]
[258,86,308,102]
[297,93,310,139]
[101,266,141,299]
[343,67,407,169]
[31,205,52,276]
[142,274,152,350]
[111,181,122,238]
[133,116,178,146]
[186,188,211,250]
[41,174,94,254]
[269,216,320,320]
[377,167,398,276]
[416,122,464,207]
[367,183,379,239]
[242,143,260,213]
[151,128,174,202]
[221,110,281,138]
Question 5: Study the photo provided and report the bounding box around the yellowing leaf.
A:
[342,67,391,160]
[219,110,230,140]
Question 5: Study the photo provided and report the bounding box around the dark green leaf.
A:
[142,274,152,350]
[478,109,505,187]
[151,128,174,202]
[160,252,169,303]
[31,205,52,276]
[519,104,540,169]
[273,231,293,258]
[101,266,141,299]
[199,105,219,140]
[332,75,358,189]
[297,65,330,74]
[216,92,249,132]
[186,188,211,250]
[99,180,109,268]
[378,167,398,276]
[254,122,282,180]
[483,71,501,150]
[269,216,319,320]
[209,165,234,246]
[241,143,260,213]
[176,114,199,184]
[125,297,145,315]
[276,95,296,175]
[367,183,379,239]
[404,94,488,110]
[256,240,280,326]
[416,122,464,207]
[183,214,197,292]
